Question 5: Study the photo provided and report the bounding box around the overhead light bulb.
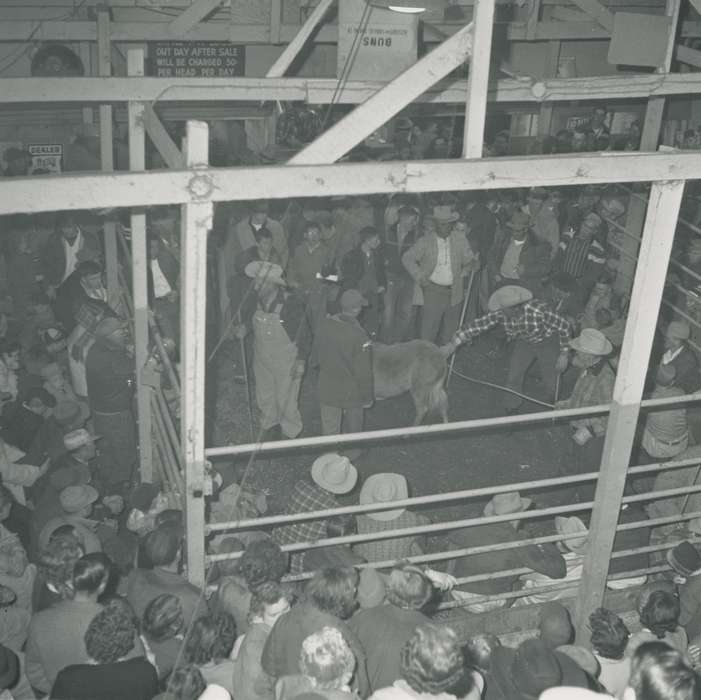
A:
[387,4,427,12]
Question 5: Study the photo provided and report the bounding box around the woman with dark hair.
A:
[153,664,207,700]
[32,530,84,611]
[352,563,433,692]
[370,624,482,700]
[215,538,288,634]
[625,641,701,700]
[184,613,237,695]
[51,598,158,700]
[262,567,369,697]
[142,594,185,681]
[125,524,208,627]
[590,607,631,696]
[627,587,688,658]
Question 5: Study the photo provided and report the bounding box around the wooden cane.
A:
[447,270,476,388]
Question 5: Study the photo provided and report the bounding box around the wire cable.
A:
[449,367,555,409]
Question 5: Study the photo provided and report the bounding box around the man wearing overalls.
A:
[237,261,310,440]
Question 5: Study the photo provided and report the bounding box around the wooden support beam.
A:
[1,152,701,216]
[574,180,685,640]
[180,120,212,588]
[265,0,335,77]
[290,22,474,164]
[127,48,153,484]
[8,71,701,106]
[98,8,119,300]
[567,0,614,31]
[538,40,561,141]
[167,0,223,38]
[269,0,282,44]
[614,0,680,295]
[143,104,185,169]
[526,0,541,40]
[676,43,701,69]
[463,0,495,158]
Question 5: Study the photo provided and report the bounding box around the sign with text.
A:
[337,1,418,81]
[149,42,245,78]
[27,144,62,174]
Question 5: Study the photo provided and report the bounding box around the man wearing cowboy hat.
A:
[555,328,616,489]
[402,206,479,344]
[446,284,572,414]
[487,210,551,298]
[273,453,358,574]
[447,491,565,613]
[354,473,430,563]
[236,259,310,440]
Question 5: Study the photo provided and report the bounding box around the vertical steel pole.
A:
[574,180,685,641]
[181,121,212,588]
[128,49,153,483]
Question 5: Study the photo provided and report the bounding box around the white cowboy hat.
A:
[483,491,532,517]
[244,261,286,285]
[63,428,101,451]
[311,453,358,495]
[487,286,533,312]
[569,328,612,356]
[359,472,408,521]
[554,515,588,555]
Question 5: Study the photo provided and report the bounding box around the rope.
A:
[450,368,555,408]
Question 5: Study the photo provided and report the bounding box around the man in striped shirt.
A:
[555,211,607,300]
[445,284,572,413]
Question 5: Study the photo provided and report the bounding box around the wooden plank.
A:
[143,104,185,169]
[290,22,474,164]
[677,43,701,69]
[127,48,153,484]
[8,71,701,106]
[265,0,335,77]
[463,0,495,158]
[538,40,561,141]
[98,9,119,299]
[167,0,223,38]
[2,152,701,216]
[180,120,212,589]
[526,0,542,40]
[269,0,281,44]
[574,181,685,640]
[568,0,615,31]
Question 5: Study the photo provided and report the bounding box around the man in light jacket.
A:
[402,206,479,345]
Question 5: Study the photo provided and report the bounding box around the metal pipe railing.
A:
[155,387,181,453]
[206,480,701,563]
[152,392,184,493]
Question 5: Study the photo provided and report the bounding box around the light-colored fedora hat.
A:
[569,328,613,356]
[359,472,409,521]
[310,453,358,495]
[554,515,588,555]
[244,260,285,285]
[483,491,532,517]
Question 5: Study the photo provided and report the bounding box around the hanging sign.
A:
[149,42,245,77]
[337,1,418,81]
[27,144,63,174]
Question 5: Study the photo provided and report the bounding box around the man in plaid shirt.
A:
[446,284,572,412]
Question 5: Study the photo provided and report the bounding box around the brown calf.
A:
[372,340,450,425]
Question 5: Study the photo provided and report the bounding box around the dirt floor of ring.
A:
[208,333,576,540]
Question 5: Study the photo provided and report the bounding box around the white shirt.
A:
[663,345,684,365]
[62,230,83,282]
[429,237,453,286]
[150,259,172,298]
[500,238,526,279]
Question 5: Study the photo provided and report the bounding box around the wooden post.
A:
[462,0,496,158]
[128,49,153,483]
[537,40,561,143]
[615,0,681,295]
[181,121,212,588]
[98,8,118,299]
[574,180,685,641]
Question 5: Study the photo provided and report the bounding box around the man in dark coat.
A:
[340,226,386,337]
[85,317,136,493]
[316,289,373,442]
